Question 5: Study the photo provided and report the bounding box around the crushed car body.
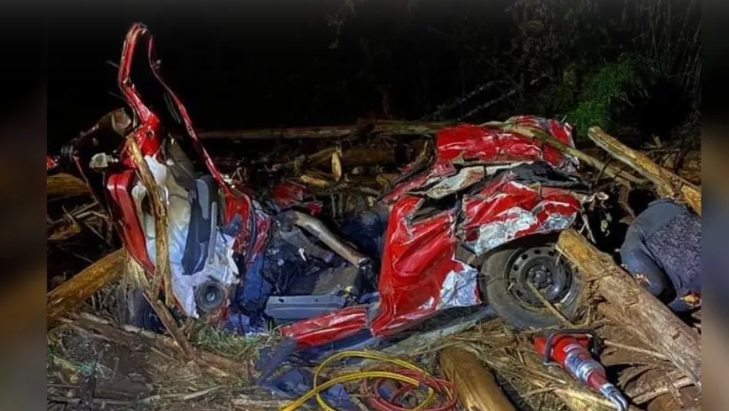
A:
[63,23,593,353]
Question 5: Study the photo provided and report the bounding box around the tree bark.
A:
[194,119,447,140]
[47,173,90,198]
[587,127,701,215]
[439,346,518,411]
[498,124,645,187]
[124,137,174,306]
[67,313,250,378]
[557,229,701,389]
[47,249,124,324]
[125,137,194,360]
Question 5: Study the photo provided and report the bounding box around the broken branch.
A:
[194,119,447,140]
[47,173,90,198]
[587,127,701,215]
[498,124,645,187]
[557,229,701,389]
[65,313,249,378]
[124,137,175,307]
[47,249,124,325]
[124,137,194,360]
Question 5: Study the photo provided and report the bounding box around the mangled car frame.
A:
[65,23,598,353]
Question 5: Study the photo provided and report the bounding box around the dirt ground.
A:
[47,323,287,411]
[46,290,701,411]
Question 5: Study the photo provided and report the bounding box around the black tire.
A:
[121,288,165,332]
[480,234,582,330]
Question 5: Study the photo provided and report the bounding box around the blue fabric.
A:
[226,252,272,334]
[620,199,701,312]
[127,288,165,332]
[255,339,356,410]
[340,207,389,260]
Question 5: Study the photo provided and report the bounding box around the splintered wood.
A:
[124,136,175,307]
[194,119,446,140]
[587,127,701,215]
[47,249,124,324]
[124,136,195,361]
[557,229,701,389]
[439,346,518,411]
[47,173,90,198]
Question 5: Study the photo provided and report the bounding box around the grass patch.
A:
[193,324,274,362]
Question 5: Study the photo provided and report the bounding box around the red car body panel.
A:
[282,121,581,346]
[106,170,154,272]
[371,195,472,336]
[280,305,370,349]
[434,120,573,166]
[115,23,272,271]
[72,23,585,349]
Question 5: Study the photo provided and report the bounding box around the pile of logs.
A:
[46,120,701,411]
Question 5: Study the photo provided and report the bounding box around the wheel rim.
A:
[505,246,577,310]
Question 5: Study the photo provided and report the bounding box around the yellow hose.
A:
[278,350,437,411]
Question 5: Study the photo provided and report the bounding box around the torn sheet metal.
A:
[436,264,480,310]
[424,166,485,199]
[384,116,579,203]
[272,180,307,207]
[271,180,324,215]
[280,305,369,348]
[107,170,154,271]
[435,120,575,169]
[370,195,482,336]
[47,155,59,172]
[461,174,581,255]
[381,161,456,204]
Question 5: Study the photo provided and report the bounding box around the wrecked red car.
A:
[63,23,594,351]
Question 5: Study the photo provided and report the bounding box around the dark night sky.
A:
[46,0,515,151]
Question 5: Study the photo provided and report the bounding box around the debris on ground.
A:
[47,22,701,411]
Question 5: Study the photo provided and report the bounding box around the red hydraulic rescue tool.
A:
[534,329,629,411]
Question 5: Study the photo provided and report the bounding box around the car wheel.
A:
[479,235,583,330]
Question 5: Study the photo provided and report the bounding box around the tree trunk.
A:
[194,119,447,140]
[124,137,174,306]
[124,137,195,360]
[557,229,701,389]
[47,249,123,324]
[497,123,645,187]
[47,173,90,198]
[587,127,701,215]
[68,313,250,378]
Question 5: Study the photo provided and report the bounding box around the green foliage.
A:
[533,56,656,136]
[568,57,654,135]
[194,324,270,361]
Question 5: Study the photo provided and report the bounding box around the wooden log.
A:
[47,173,90,198]
[629,375,694,404]
[66,313,250,379]
[194,119,447,141]
[652,149,701,184]
[47,249,124,325]
[311,146,397,167]
[587,127,701,216]
[440,346,517,411]
[557,229,702,389]
[496,123,645,187]
[125,137,194,360]
[47,219,82,241]
[281,146,398,173]
[124,137,174,306]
